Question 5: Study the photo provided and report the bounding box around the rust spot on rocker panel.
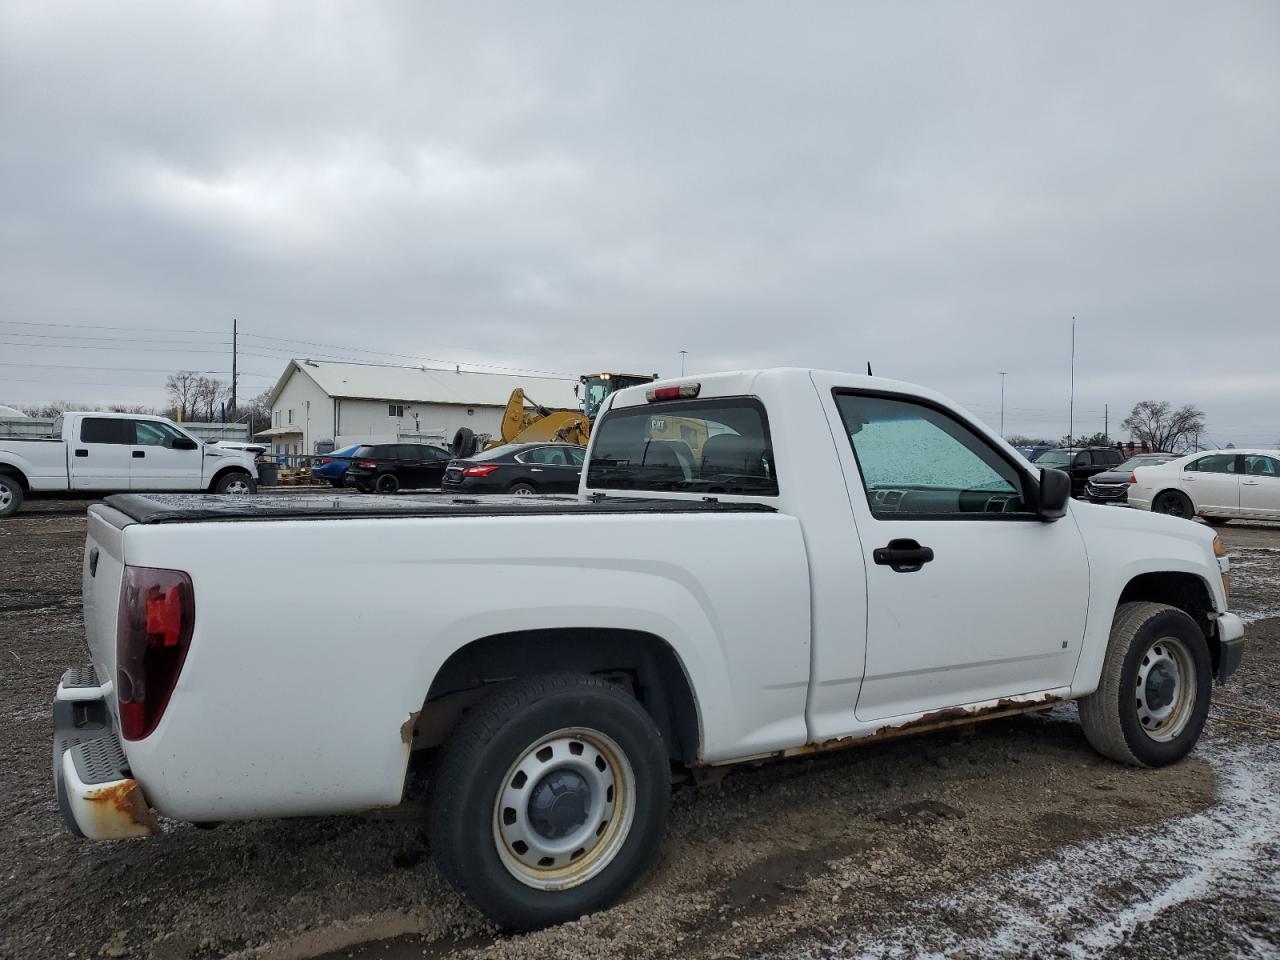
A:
[83,779,158,838]
[782,693,1065,758]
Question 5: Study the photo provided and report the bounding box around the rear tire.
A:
[452,427,478,459]
[1078,602,1211,767]
[214,472,256,495]
[0,474,23,518]
[508,482,537,496]
[376,474,399,494]
[329,478,345,488]
[1203,516,1231,526]
[428,674,670,931]
[1152,490,1194,519]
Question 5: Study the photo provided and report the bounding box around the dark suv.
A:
[345,443,452,493]
[1033,447,1126,497]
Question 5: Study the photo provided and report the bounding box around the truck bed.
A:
[100,492,776,525]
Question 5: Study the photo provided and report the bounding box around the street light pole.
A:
[679,350,688,376]
[999,371,1008,438]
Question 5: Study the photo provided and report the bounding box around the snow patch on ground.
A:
[784,744,1280,960]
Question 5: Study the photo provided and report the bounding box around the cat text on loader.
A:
[448,373,657,457]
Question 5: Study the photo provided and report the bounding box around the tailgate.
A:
[83,505,127,702]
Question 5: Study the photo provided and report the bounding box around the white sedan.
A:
[1129,448,1280,523]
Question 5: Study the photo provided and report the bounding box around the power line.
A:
[0,319,223,335]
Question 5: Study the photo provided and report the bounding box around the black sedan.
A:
[1083,453,1176,504]
[345,443,452,493]
[442,443,585,495]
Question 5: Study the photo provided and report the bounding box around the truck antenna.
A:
[867,362,873,376]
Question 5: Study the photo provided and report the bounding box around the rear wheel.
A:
[1078,602,1211,767]
[428,674,670,930]
[214,472,256,495]
[1152,490,1194,519]
[0,474,23,518]
[329,478,345,488]
[508,482,537,496]
[1203,516,1231,526]
[376,473,399,494]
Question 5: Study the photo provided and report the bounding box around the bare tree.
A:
[1121,401,1206,453]
[191,376,228,422]
[1005,434,1052,446]
[241,389,273,436]
[165,371,202,422]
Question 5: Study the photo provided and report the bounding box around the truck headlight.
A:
[1213,536,1230,600]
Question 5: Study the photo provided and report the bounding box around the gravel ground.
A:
[1,498,1276,960]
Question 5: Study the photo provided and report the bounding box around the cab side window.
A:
[80,418,129,444]
[834,393,1033,518]
[133,421,186,447]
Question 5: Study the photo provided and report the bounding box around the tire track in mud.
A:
[782,741,1280,960]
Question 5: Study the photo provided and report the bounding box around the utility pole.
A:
[1068,317,1076,445]
[230,318,238,418]
[1104,403,1108,442]
[679,350,688,376]
[999,372,1008,437]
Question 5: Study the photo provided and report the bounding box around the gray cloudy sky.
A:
[1,1,1277,443]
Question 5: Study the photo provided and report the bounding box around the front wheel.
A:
[214,472,257,495]
[1078,602,1212,767]
[0,474,24,518]
[428,674,670,930]
[1152,490,1194,519]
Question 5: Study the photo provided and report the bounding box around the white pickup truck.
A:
[0,412,257,517]
[53,369,1244,930]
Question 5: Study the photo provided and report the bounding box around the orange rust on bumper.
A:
[82,779,158,838]
[782,694,1065,758]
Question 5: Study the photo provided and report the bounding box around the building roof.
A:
[270,360,579,410]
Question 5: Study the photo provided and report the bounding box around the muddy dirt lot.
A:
[1,499,1277,960]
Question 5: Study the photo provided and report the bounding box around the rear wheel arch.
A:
[0,465,30,491]
[419,628,701,766]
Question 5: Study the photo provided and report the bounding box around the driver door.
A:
[828,391,1089,722]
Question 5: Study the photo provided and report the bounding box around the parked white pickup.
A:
[54,369,1243,929]
[0,412,257,517]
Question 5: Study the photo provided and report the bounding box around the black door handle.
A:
[873,538,935,573]
[132,451,145,458]
[75,449,88,458]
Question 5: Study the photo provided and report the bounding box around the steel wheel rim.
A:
[493,727,636,891]
[1135,635,1197,742]
[0,485,11,508]
[225,478,250,495]
[511,486,533,496]
[1159,495,1186,517]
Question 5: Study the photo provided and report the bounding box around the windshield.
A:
[1035,450,1073,465]
[586,397,778,496]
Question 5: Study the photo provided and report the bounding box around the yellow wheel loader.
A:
[449,373,660,457]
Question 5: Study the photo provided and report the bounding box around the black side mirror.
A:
[1038,467,1070,520]
[172,436,199,450]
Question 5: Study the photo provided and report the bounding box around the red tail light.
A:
[356,460,378,468]
[463,464,500,477]
[117,566,194,741]
[316,457,332,465]
[1129,473,1137,484]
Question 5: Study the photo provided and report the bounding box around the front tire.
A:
[428,674,670,931]
[1152,490,1194,519]
[0,474,23,518]
[1078,602,1212,767]
[214,472,257,495]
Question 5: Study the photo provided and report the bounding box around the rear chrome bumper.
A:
[1214,613,1246,682]
[53,666,157,840]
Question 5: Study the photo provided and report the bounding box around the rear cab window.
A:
[80,418,130,444]
[587,397,778,496]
